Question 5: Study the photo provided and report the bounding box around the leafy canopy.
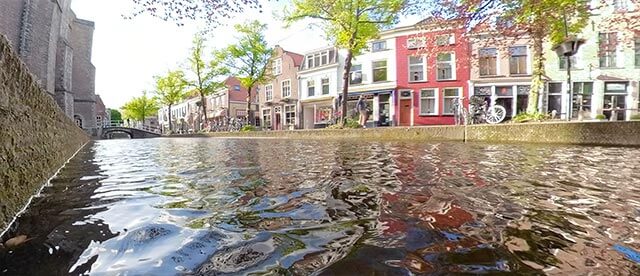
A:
[187,33,228,97]
[154,70,188,106]
[121,91,159,122]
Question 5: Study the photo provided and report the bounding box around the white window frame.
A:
[284,104,296,125]
[281,79,291,98]
[321,77,330,95]
[262,108,272,127]
[307,79,315,97]
[509,46,528,75]
[479,48,498,76]
[372,60,388,82]
[419,88,438,115]
[442,87,461,115]
[408,55,427,82]
[436,52,456,80]
[436,34,455,46]
[350,64,363,85]
[265,84,273,101]
[273,58,282,75]
[372,40,387,52]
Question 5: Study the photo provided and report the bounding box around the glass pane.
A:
[350,65,361,72]
[437,53,451,62]
[549,83,562,94]
[409,56,423,64]
[479,48,497,57]
[509,46,526,56]
[421,89,435,98]
[444,89,459,97]
[373,60,387,68]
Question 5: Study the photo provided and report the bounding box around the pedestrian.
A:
[356,95,369,128]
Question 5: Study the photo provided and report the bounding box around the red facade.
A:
[395,26,470,126]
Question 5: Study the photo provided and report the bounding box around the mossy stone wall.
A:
[0,35,88,232]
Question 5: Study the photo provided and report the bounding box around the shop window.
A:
[350,64,362,84]
[265,84,273,101]
[282,80,291,98]
[443,88,461,115]
[315,106,332,124]
[509,46,527,74]
[420,89,437,115]
[307,79,315,97]
[372,60,387,82]
[262,109,271,128]
[479,48,497,76]
[573,82,593,117]
[321,77,330,95]
[547,82,563,115]
[372,41,387,52]
[272,58,282,75]
[408,56,426,82]
[603,82,626,121]
[599,32,618,68]
[285,105,296,125]
[437,53,455,80]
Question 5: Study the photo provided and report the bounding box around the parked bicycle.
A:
[466,96,506,125]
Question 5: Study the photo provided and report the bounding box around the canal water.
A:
[1,138,640,275]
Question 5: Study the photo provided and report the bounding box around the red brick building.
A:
[394,21,471,126]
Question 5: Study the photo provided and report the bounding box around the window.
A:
[420,89,437,115]
[573,82,593,117]
[304,49,336,69]
[372,60,387,82]
[436,34,454,46]
[262,109,271,128]
[265,84,273,101]
[408,56,426,82]
[407,37,426,49]
[372,41,387,52]
[509,46,527,74]
[282,80,291,98]
[285,105,296,125]
[558,54,578,70]
[350,64,362,84]
[436,53,455,80]
[614,0,627,11]
[599,32,617,68]
[479,48,497,76]
[547,82,563,115]
[321,77,330,95]
[307,79,315,97]
[635,37,640,66]
[272,58,282,75]
[443,88,461,115]
[233,85,241,91]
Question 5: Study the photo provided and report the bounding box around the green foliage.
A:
[241,125,257,132]
[109,109,122,122]
[121,91,159,122]
[187,33,228,119]
[214,21,273,90]
[327,117,362,129]
[512,112,550,123]
[154,70,188,106]
[595,114,606,120]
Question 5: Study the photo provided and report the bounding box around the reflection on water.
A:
[2,138,640,275]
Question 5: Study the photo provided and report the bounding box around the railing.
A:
[104,120,161,134]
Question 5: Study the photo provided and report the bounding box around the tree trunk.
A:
[201,94,208,126]
[168,104,173,132]
[528,33,545,114]
[246,86,254,125]
[341,49,354,126]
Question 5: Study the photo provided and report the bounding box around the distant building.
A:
[257,46,304,130]
[0,0,99,134]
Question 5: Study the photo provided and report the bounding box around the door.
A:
[399,99,412,126]
[275,113,281,130]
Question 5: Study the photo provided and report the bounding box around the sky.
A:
[70,0,419,109]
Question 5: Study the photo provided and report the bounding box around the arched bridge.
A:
[101,121,161,139]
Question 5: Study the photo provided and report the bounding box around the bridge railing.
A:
[105,120,161,134]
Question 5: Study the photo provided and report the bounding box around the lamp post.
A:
[553,37,585,121]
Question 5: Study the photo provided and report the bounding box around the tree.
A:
[284,0,403,125]
[110,109,122,122]
[186,33,228,124]
[126,0,262,27]
[121,91,160,124]
[213,21,273,125]
[154,70,188,132]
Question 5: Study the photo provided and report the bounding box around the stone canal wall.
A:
[180,121,640,147]
[0,35,88,233]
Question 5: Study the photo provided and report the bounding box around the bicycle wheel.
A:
[486,105,506,124]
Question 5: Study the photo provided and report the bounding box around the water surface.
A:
[1,138,640,275]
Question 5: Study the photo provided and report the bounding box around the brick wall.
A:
[0,34,88,232]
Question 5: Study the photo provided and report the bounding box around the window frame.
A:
[372,40,387,52]
[281,79,291,98]
[350,64,363,85]
[408,55,427,82]
[442,87,461,115]
[307,79,315,97]
[479,48,497,76]
[272,58,282,75]
[635,37,640,67]
[436,52,456,81]
[598,32,618,68]
[435,34,454,46]
[372,60,388,82]
[265,84,273,101]
[321,77,330,95]
[407,37,427,49]
[419,88,438,115]
[262,108,272,128]
[284,104,296,125]
[509,46,528,75]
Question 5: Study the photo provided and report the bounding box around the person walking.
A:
[356,95,369,128]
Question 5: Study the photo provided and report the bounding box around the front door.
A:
[399,99,412,126]
[275,113,281,130]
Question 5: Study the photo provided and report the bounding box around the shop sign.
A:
[347,94,375,100]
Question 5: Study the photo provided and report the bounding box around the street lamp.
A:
[553,37,585,121]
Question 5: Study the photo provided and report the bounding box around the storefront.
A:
[472,84,531,119]
[261,100,298,130]
[346,90,394,127]
[300,96,335,129]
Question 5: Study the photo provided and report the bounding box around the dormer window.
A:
[304,49,336,69]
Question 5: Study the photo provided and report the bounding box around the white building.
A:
[158,96,200,133]
[543,2,640,121]
[298,47,346,129]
